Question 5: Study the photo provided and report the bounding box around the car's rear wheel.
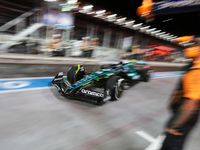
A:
[67,65,85,84]
[106,76,124,100]
[141,69,150,82]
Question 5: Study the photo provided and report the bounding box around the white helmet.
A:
[120,59,129,64]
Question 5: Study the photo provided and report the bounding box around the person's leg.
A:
[160,131,185,150]
[160,111,199,150]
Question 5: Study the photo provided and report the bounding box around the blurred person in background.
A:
[160,38,200,150]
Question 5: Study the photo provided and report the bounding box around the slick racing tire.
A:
[67,65,85,84]
[106,76,124,101]
[141,69,150,82]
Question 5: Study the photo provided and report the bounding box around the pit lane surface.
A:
[0,76,199,150]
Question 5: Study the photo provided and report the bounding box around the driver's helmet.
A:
[120,59,129,64]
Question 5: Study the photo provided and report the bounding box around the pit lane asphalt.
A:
[0,76,199,150]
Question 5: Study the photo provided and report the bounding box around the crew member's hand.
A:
[166,128,183,135]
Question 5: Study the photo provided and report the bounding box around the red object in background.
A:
[151,45,176,56]
[146,43,161,48]
[152,50,170,55]
[154,46,176,51]
[139,49,147,54]
[145,54,154,61]
[143,66,150,69]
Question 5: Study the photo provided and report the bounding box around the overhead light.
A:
[125,20,135,25]
[140,26,150,30]
[167,37,172,40]
[150,30,161,34]
[124,21,135,28]
[45,0,57,1]
[108,18,116,22]
[140,26,150,32]
[171,36,177,38]
[96,10,106,14]
[165,35,174,38]
[94,14,104,18]
[107,14,117,18]
[164,36,170,40]
[159,33,169,38]
[59,3,67,5]
[133,23,143,26]
[170,36,178,39]
[146,28,156,33]
[155,32,166,36]
[164,35,175,39]
[67,0,78,4]
[133,23,143,28]
[170,38,177,42]
[170,38,176,42]
[117,17,126,22]
[70,5,79,9]
[163,18,173,22]
[83,5,93,10]
[87,11,95,15]
[183,42,195,47]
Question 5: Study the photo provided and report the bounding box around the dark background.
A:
[2,0,200,37]
[82,0,200,37]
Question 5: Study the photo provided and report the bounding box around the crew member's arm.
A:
[167,71,200,134]
[169,99,199,129]
[167,90,183,106]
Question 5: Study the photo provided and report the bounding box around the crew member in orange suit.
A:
[160,39,200,150]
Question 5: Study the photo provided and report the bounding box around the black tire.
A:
[106,76,124,100]
[141,69,150,82]
[67,66,79,84]
[67,65,85,84]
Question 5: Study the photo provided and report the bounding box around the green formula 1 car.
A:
[52,61,152,105]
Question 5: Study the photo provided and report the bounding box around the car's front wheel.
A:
[141,69,151,82]
[67,65,85,84]
[106,76,124,100]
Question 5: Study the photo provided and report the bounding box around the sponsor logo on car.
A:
[54,78,63,81]
[81,89,104,98]
[133,75,141,79]
[58,72,63,76]
[103,96,111,102]
[96,71,103,74]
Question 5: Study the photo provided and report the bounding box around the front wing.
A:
[51,72,110,104]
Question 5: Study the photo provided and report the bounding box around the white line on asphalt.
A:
[135,131,155,143]
[0,87,53,94]
[145,134,165,150]
[136,131,165,150]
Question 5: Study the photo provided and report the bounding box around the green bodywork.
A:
[67,63,141,91]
